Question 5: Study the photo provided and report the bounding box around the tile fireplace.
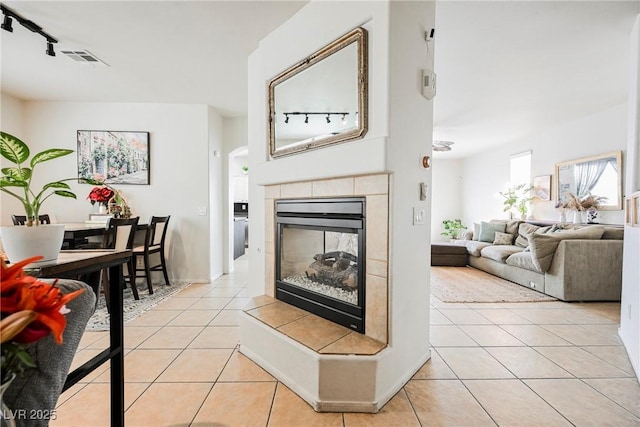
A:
[275,197,366,333]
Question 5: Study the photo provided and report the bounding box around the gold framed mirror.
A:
[555,150,623,210]
[268,27,368,158]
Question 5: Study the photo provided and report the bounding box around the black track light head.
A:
[46,41,55,57]
[284,114,289,124]
[1,15,13,32]
[326,114,331,124]
[304,114,309,124]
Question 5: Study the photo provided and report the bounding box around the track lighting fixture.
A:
[1,14,12,32]
[46,40,55,57]
[281,111,350,125]
[1,4,58,57]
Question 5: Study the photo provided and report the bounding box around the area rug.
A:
[85,280,193,331]
[431,266,557,303]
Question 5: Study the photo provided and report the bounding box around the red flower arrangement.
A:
[87,186,114,206]
[0,256,85,382]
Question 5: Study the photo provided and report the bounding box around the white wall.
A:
[0,98,218,283]
[247,0,435,405]
[430,158,464,242]
[208,106,225,280]
[459,104,628,229]
[620,14,640,382]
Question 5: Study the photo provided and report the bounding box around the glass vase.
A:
[1,373,17,427]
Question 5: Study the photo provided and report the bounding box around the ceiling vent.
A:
[60,49,108,66]
[433,140,454,152]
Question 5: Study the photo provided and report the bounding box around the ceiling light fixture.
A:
[1,4,58,57]
[433,140,454,152]
[282,112,350,125]
[1,14,12,32]
[46,40,55,57]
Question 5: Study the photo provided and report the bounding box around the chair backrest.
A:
[146,216,171,248]
[104,217,140,250]
[11,214,51,225]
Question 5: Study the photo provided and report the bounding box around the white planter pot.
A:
[0,224,65,263]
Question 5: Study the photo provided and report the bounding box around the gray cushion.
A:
[465,240,492,257]
[478,221,507,243]
[515,223,553,248]
[490,219,523,235]
[4,280,96,427]
[602,227,624,240]
[505,252,539,272]
[472,222,480,241]
[493,231,514,245]
[480,245,524,263]
[528,225,606,272]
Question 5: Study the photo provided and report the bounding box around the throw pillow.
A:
[472,222,481,241]
[528,225,605,272]
[478,221,507,243]
[493,231,514,245]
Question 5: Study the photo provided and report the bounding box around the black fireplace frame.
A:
[275,197,366,333]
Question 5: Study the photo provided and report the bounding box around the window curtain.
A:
[574,159,612,196]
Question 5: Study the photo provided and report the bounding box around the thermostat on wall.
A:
[421,68,436,100]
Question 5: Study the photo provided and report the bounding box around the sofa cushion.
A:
[602,227,624,240]
[489,219,523,235]
[465,240,492,257]
[515,223,553,247]
[493,231,514,245]
[472,222,480,240]
[505,252,539,272]
[528,225,605,272]
[480,245,524,263]
[478,221,507,243]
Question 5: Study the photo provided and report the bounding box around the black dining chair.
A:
[101,217,140,310]
[132,216,171,295]
[11,214,51,225]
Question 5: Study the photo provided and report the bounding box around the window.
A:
[510,151,531,186]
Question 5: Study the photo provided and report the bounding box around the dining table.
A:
[27,249,131,427]
[62,221,147,249]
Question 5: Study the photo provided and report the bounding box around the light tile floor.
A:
[51,260,640,426]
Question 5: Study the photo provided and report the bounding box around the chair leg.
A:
[101,269,111,313]
[127,260,139,300]
[144,253,154,295]
[159,250,170,286]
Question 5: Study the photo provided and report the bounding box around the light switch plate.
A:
[413,207,425,225]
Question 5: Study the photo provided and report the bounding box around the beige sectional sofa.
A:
[455,220,624,301]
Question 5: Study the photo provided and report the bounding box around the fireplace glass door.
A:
[275,198,365,332]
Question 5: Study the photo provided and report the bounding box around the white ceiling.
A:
[1,1,639,158]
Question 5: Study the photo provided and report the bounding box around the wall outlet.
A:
[198,206,207,216]
[529,281,538,289]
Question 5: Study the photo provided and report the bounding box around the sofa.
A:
[454,220,624,301]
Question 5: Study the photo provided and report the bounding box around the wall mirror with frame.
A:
[555,150,623,210]
[268,27,368,158]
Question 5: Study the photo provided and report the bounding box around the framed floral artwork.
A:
[77,130,150,185]
[532,175,551,201]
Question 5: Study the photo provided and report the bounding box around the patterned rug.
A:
[431,266,557,303]
[85,280,192,331]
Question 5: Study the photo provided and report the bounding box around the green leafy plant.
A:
[500,183,533,217]
[441,219,467,239]
[0,131,81,226]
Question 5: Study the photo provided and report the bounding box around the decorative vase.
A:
[1,373,17,427]
[559,209,567,223]
[0,224,65,263]
[97,204,106,214]
[572,210,582,224]
[587,209,599,224]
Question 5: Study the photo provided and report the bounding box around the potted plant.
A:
[441,219,467,240]
[0,131,80,262]
[500,183,533,220]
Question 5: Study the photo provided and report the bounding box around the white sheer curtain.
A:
[575,159,613,196]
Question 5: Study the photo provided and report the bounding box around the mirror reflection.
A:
[268,27,367,158]
[555,151,623,210]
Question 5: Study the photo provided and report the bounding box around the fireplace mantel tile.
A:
[319,332,386,355]
[355,174,389,195]
[278,314,352,351]
[281,181,313,198]
[247,300,308,328]
[312,177,354,197]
